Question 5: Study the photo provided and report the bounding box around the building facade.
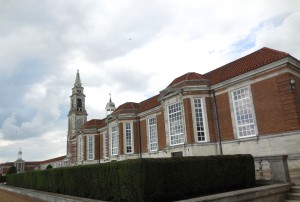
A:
[76,47,300,168]
[1,47,299,175]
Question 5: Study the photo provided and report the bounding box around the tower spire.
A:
[75,70,81,87]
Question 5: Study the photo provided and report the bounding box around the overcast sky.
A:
[1,0,300,163]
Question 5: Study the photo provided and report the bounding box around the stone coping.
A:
[0,183,294,202]
[0,183,105,202]
[176,183,293,202]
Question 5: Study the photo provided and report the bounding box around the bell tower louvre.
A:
[67,70,88,164]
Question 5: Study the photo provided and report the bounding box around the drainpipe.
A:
[212,89,223,156]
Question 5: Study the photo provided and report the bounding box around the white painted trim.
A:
[146,116,159,152]
[123,122,134,154]
[190,97,210,143]
[229,85,258,139]
[86,135,95,160]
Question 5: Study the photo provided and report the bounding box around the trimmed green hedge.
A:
[0,175,5,183]
[7,155,255,201]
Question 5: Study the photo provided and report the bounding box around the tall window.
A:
[231,87,256,138]
[111,125,119,156]
[193,98,206,142]
[168,102,184,146]
[87,136,94,160]
[125,123,133,154]
[148,117,158,151]
[103,133,109,159]
[77,136,83,161]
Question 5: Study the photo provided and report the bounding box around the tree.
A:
[46,164,53,169]
[7,166,17,175]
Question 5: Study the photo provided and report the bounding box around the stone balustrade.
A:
[254,155,291,183]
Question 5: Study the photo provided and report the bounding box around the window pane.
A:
[125,123,132,153]
[104,133,109,159]
[168,103,184,146]
[148,117,158,151]
[111,125,119,156]
[194,98,206,142]
[232,87,256,138]
[88,136,94,160]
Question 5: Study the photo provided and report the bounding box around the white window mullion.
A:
[231,87,256,138]
[148,117,158,151]
[168,102,184,146]
[77,136,83,161]
[103,133,109,159]
[87,135,94,160]
[111,125,119,156]
[125,123,133,154]
[193,98,207,142]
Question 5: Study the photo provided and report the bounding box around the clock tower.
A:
[67,70,88,164]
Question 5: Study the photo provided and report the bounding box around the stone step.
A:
[291,186,300,193]
[287,193,300,200]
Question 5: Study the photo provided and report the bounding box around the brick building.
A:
[72,47,300,168]
[1,47,299,174]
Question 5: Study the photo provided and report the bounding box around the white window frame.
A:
[167,102,184,146]
[103,132,109,159]
[147,117,158,152]
[124,122,133,154]
[87,135,94,160]
[231,86,256,138]
[77,135,83,161]
[192,98,209,142]
[110,125,119,156]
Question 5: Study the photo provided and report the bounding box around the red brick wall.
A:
[252,72,300,134]
[183,98,194,144]
[252,76,286,134]
[83,136,87,161]
[139,118,147,153]
[215,92,234,140]
[119,122,124,155]
[94,134,100,160]
[157,110,166,149]
[205,97,217,142]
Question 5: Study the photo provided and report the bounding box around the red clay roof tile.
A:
[204,47,290,85]
[138,94,160,113]
[81,119,105,129]
[113,102,139,114]
[167,72,206,87]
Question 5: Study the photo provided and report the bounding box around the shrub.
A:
[46,164,53,169]
[0,175,6,183]
[7,166,17,175]
[6,155,255,201]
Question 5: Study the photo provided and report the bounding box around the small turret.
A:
[17,148,22,160]
[106,94,116,116]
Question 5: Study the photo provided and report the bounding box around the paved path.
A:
[0,187,44,202]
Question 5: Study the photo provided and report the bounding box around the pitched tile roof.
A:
[204,47,290,85]
[113,102,139,114]
[38,155,67,165]
[108,47,297,116]
[167,72,206,88]
[138,94,160,113]
[81,119,105,129]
